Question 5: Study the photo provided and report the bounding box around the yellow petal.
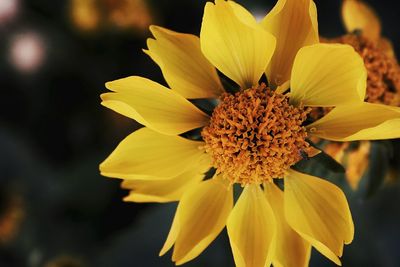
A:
[275,80,290,94]
[100,127,208,179]
[264,183,311,267]
[200,0,276,88]
[323,142,348,163]
[160,207,180,256]
[308,102,400,141]
[342,0,381,42]
[121,161,210,203]
[346,141,371,190]
[162,178,233,265]
[227,184,276,267]
[144,26,224,99]
[290,43,367,107]
[261,0,319,86]
[102,76,209,135]
[284,169,354,265]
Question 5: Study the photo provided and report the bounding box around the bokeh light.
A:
[0,0,19,24]
[0,195,24,244]
[70,0,100,31]
[106,0,152,30]
[8,32,46,73]
[70,0,152,32]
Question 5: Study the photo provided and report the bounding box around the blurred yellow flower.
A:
[341,0,395,57]
[70,0,101,31]
[318,0,400,190]
[342,0,381,42]
[100,0,400,266]
[106,0,152,30]
[70,0,153,32]
[341,0,399,103]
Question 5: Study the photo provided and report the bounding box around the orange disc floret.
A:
[201,84,310,185]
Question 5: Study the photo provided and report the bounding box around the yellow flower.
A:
[341,0,400,105]
[100,0,400,266]
[341,0,395,57]
[342,0,381,42]
[317,0,400,190]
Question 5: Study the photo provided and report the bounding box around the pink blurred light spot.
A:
[0,0,18,24]
[9,32,46,73]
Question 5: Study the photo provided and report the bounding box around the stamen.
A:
[201,84,311,185]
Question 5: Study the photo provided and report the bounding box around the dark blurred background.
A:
[1,0,400,266]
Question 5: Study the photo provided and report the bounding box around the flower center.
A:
[201,84,310,185]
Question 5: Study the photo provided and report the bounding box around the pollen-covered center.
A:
[201,84,310,185]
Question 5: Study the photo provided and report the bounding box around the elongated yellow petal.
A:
[200,0,276,88]
[161,178,232,265]
[308,102,400,141]
[121,161,210,203]
[102,76,209,135]
[290,44,367,107]
[264,183,311,267]
[144,26,224,99]
[227,184,276,267]
[261,0,319,86]
[160,208,180,256]
[342,0,381,41]
[346,141,370,190]
[284,169,354,266]
[100,127,208,179]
